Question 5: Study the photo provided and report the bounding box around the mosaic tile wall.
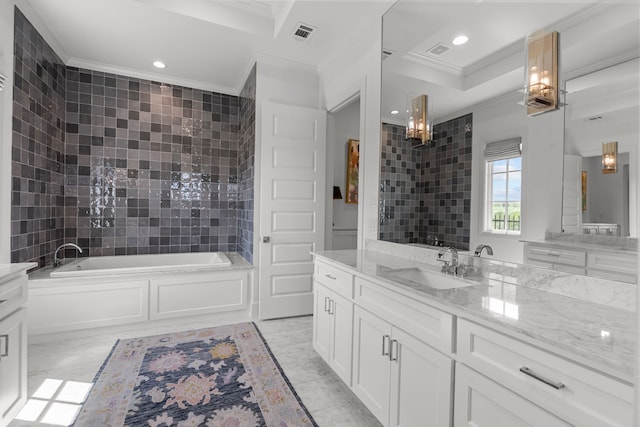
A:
[379,123,422,243]
[237,65,256,263]
[379,113,473,250]
[65,68,241,256]
[419,113,473,250]
[11,8,66,265]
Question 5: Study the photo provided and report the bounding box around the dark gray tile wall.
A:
[11,7,66,265]
[419,114,472,250]
[379,123,422,243]
[379,113,473,250]
[64,68,240,256]
[237,65,256,263]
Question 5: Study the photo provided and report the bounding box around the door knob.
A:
[263,236,270,243]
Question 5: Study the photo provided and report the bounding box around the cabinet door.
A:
[328,291,353,385]
[0,308,28,426]
[454,365,571,427]
[389,327,453,427]
[312,284,332,362]
[352,306,392,425]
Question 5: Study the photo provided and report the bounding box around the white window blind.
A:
[483,137,522,161]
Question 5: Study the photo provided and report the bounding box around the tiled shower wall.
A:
[379,123,422,243]
[237,65,256,263]
[11,8,66,264]
[11,8,255,263]
[379,113,472,250]
[64,69,240,256]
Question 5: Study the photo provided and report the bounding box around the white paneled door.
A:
[258,101,326,320]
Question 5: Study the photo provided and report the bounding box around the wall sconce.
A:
[602,141,618,174]
[406,94,433,147]
[333,186,343,200]
[524,30,559,116]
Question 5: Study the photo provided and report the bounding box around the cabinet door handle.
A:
[328,299,335,315]
[548,251,561,257]
[519,366,565,390]
[325,274,337,280]
[0,334,8,358]
[390,339,399,362]
[324,297,330,313]
[381,335,390,356]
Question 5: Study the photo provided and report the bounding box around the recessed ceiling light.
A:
[390,110,399,115]
[452,35,469,46]
[153,61,166,69]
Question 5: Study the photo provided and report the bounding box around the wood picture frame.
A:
[581,171,587,211]
[346,139,359,204]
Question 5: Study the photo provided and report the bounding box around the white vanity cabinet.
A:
[0,269,30,427]
[312,261,354,385]
[456,319,634,427]
[523,242,637,283]
[352,277,454,427]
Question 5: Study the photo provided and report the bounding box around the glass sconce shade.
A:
[406,95,432,146]
[524,30,559,116]
[602,141,618,174]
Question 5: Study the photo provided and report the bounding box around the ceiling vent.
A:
[291,22,317,42]
[427,43,450,56]
[0,72,5,91]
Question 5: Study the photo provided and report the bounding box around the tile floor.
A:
[10,315,381,427]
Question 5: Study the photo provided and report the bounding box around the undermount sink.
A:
[382,267,476,290]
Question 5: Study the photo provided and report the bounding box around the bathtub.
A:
[28,252,253,337]
[50,252,232,277]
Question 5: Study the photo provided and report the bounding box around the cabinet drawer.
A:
[587,252,637,277]
[457,319,633,427]
[355,276,453,354]
[526,259,586,275]
[315,261,354,299]
[524,244,585,267]
[0,275,27,320]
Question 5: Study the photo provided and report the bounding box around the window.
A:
[484,138,522,234]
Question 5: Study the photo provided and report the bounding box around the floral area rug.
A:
[73,322,317,427]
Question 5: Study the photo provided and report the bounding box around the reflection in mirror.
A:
[563,59,638,238]
[380,1,639,262]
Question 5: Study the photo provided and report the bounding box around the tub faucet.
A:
[474,244,494,257]
[53,243,83,267]
[437,246,458,275]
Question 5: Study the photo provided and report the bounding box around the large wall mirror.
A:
[380,1,639,263]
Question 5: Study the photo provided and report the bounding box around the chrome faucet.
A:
[437,246,458,275]
[53,243,83,267]
[474,244,494,257]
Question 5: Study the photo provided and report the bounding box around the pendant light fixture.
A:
[406,94,433,147]
[524,30,559,116]
[602,141,618,174]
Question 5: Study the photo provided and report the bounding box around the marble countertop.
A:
[29,252,252,281]
[521,237,638,255]
[0,262,38,284]
[313,249,636,384]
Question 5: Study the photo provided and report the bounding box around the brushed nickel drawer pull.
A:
[390,339,399,362]
[519,366,565,390]
[381,335,390,356]
[0,334,8,358]
[325,274,337,280]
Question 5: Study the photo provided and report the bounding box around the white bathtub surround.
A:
[319,244,636,384]
[366,239,637,311]
[28,252,253,339]
[50,252,232,277]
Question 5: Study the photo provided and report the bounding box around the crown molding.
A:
[67,57,239,96]
[19,0,70,63]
